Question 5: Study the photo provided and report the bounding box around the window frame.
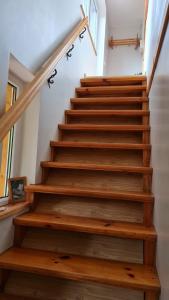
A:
[0,81,18,205]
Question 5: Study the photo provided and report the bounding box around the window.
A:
[0,83,17,199]
[83,0,98,48]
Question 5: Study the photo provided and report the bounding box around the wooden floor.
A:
[0,76,160,300]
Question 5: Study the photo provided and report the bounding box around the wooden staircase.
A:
[0,75,160,300]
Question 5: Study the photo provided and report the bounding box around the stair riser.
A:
[52,148,144,166]
[60,131,144,143]
[35,195,144,223]
[43,169,151,193]
[21,228,143,264]
[66,115,145,125]
[5,272,144,300]
[72,103,142,110]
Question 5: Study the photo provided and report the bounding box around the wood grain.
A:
[25,184,154,203]
[14,212,156,241]
[76,85,146,97]
[50,141,151,150]
[80,76,146,87]
[0,247,160,291]
[0,202,30,221]
[41,161,153,174]
[4,271,144,300]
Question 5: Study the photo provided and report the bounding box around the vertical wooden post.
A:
[51,146,55,161]
[14,225,27,247]
[41,168,49,184]
[143,202,154,226]
[145,291,159,300]
[58,128,63,141]
[142,81,151,194]
[144,240,156,265]
[142,80,149,144]
[0,269,10,292]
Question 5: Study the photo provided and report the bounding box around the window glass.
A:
[0,83,16,199]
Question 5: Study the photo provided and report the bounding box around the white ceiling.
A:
[106,0,144,30]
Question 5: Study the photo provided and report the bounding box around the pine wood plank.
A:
[0,247,160,292]
[14,212,156,241]
[76,86,147,97]
[71,97,148,105]
[58,124,150,132]
[80,76,147,87]
[65,110,149,116]
[25,185,154,203]
[41,162,152,174]
[145,291,159,300]
[0,202,30,221]
[50,141,151,150]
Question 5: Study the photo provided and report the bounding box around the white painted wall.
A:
[0,208,28,254]
[0,0,106,251]
[96,0,107,75]
[144,1,169,299]
[143,0,168,75]
[104,0,144,76]
[105,26,143,76]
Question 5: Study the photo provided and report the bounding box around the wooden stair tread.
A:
[71,97,148,104]
[80,76,147,87]
[50,141,151,150]
[41,161,153,174]
[25,184,154,203]
[76,85,146,93]
[14,212,156,240]
[76,86,147,96]
[65,110,149,116]
[0,247,160,291]
[59,124,150,131]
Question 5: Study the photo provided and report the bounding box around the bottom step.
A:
[0,248,160,293]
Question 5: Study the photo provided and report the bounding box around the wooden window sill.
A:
[0,202,30,221]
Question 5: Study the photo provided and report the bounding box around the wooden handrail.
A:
[147,3,169,95]
[0,17,88,141]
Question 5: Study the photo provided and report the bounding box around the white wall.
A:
[96,0,107,75]
[0,0,106,251]
[0,0,104,182]
[143,0,168,75]
[0,208,28,253]
[105,26,143,76]
[104,0,144,76]
[144,1,169,299]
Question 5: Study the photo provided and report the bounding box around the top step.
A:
[81,76,147,87]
